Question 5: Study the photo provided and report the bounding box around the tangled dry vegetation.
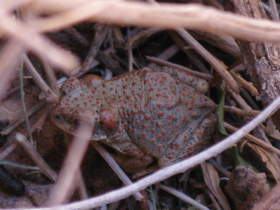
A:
[3,0,280,209]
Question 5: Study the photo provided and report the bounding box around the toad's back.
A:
[103,69,215,164]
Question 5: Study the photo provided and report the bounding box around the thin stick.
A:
[128,28,161,49]
[34,1,280,43]
[224,122,280,156]
[92,142,143,201]
[0,102,45,135]
[178,30,239,92]
[269,0,279,21]
[231,72,259,96]
[128,43,134,71]
[223,105,260,117]
[156,45,179,60]
[0,0,32,11]
[0,143,17,160]
[21,94,280,210]
[191,31,240,58]
[76,170,88,200]
[0,9,78,71]
[42,60,59,95]
[19,58,33,143]
[147,0,237,91]
[15,133,57,182]
[146,56,213,80]
[15,133,87,201]
[228,89,252,110]
[46,118,92,206]
[0,40,24,101]
[158,184,209,210]
[24,55,58,102]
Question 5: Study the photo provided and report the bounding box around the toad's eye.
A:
[54,114,64,121]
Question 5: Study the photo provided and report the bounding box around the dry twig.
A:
[16,133,57,182]
[0,8,78,71]
[33,1,280,43]
[92,142,143,201]
[0,40,24,101]
[0,102,45,136]
[224,122,280,156]
[46,118,92,206]
[158,184,209,210]
[24,55,58,102]
[177,30,239,92]
[223,105,260,117]
[146,56,213,81]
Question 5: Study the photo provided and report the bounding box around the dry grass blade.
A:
[269,0,279,21]
[146,56,213,81]
[33,1,280,43]
[228,89,252,110]
[25,0,90,14]
[148,0,238,92]
[24,55,58,102]
[201,162,230,210]
[15,133,57,182]
[0,40,24,101]
[224,122,280,156]
[191,31,241,58]
[177,29,239,92]
[158,184,209,210]
[0,102,45,135]
[0,10,78,71]
[0,143,17,160]
[231,71,259,96]
[246,142,280,182]
[0,0,33,11]
[223,105,260,117]
[46,118,92,206]
[92,142,143,201]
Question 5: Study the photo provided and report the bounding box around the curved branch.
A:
[17,96,280,210]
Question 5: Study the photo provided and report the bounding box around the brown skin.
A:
[51,67,216,172]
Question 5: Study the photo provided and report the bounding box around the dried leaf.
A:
[265,120,280,141]
[245,143,280,182]
[201,162,231,210]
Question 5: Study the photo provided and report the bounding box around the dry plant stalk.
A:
[92,142,143,201]
[0,40,23,101]
[16,133,57,182]
[46,118,92,206]
[0,9,78,71]
[158,184,209,210]
[30,0,280,43]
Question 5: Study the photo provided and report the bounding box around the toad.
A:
[51,67,216,172]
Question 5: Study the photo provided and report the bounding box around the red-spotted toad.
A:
[52,67,216,172]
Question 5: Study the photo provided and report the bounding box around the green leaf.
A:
[216,83,228,135]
